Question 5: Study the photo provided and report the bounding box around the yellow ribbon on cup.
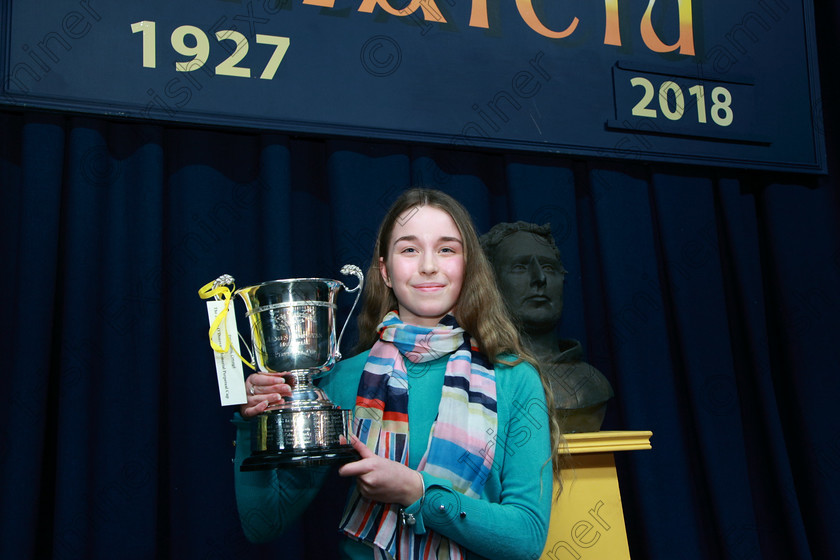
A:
[198,278,255,370]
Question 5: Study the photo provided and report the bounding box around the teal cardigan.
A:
[232,351,553,559]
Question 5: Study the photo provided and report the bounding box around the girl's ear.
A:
[379,257,391,287]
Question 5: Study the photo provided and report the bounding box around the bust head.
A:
[480,222,567,334]
[482,221,613,432]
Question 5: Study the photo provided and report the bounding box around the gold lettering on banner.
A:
[358,0,446,22]
[515,0,579,39]
[640,0,696,55]
[468,0,489,28]
[294,0,696,57]
[604,0,621,46]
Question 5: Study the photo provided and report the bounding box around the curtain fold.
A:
[4,113,67,558]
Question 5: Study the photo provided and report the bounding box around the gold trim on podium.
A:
[562,430,653,454]
[541,430,652,560]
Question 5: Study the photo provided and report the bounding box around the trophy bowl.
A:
[235,265,363,471]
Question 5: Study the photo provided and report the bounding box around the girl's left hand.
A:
[338,436,424,507]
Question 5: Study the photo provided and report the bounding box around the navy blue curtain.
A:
[2,2,839,558]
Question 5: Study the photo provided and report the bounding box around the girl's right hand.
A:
[240,372,293,418]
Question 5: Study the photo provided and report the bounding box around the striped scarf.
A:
[339,312,498,559]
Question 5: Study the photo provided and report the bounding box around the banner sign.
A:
[0,0,826,173]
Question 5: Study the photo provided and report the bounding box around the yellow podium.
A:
[541,431,652,560]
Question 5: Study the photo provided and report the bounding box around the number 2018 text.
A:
[630,76,733,127]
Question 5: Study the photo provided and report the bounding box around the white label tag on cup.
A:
[206,300,248,406]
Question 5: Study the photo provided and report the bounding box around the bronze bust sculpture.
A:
[481,222,614,432]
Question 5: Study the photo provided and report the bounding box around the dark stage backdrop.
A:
[2,4,839,560]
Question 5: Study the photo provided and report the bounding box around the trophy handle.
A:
[335,264,364,360]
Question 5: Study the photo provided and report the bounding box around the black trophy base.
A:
[240,445,358,471]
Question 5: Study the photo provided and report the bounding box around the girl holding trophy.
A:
[234,188,561,559]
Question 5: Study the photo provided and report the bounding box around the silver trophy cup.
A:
[235,265,364,470]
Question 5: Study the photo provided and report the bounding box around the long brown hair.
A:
[355,188,564,495]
